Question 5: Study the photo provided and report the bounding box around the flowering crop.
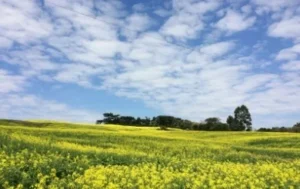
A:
[0,122,300,188]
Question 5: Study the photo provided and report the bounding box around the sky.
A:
[0,0,300,128]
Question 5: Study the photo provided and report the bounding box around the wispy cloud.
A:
[276,44,300,61]
[215,9,256,33]
[0,0,300,126]
[0,69,27,93]
[160,0,219,40]
[0,93,101,122]
[268,16,300,40]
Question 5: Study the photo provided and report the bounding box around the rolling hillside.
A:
[0,120,300,188]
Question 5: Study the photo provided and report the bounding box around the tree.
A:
[293,122,300,128]
[227,105,252,131]
[204,117,229,131]
[182,119,193,130]
[198,123,210,131]
[209,123,229,131]
[97,112,243,131]
[292,122,300,132]
[151,117,157,126]
[173,118,183,128]
[226,116,234,126]
[140,117,151,126]
[96,120,103,124]
[257,127,271,132]
[205,117,221,124]
[156,115,175,130]
[226,115,240,131]
[119,116,135,125]
[237,105,252,131]
[102,113,120,124]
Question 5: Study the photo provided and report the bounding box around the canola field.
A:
[0,120,300,189]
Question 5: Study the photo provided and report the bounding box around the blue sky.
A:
[0,0,300,128]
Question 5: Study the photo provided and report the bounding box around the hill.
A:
[0,120,300,188]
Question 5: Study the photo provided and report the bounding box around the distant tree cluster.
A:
[97,114,230,131]
[258,122,300,133]
[96,105,253,131]
[96,113,151,126]
[153,116,230,131]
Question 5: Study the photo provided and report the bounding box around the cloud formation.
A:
[215,9,256,33]
[0,69,26,93]
[0,93,101,122]
[268,16,300,40]
[1,0,300,126]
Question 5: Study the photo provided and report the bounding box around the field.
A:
[0,120,300,189]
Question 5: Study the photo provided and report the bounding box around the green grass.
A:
[0,120,300,188]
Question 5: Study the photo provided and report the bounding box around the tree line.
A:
[258,122,300,133]
[96,105,253,131]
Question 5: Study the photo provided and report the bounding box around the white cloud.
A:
[233,74,276,93]
[1,0,300,127]
[268,16,300,40]
[124,32,181,64]
[199,41,235,58]
[0,36,13,49]
[0,46,59,78]
[241,5,252,15]
[281,61,300,71]
[251,0,300,12]
[83,40,129,58]
[276,44,300,61]
[93,0,127,18]
[160,16,202,39]
[172,0,219,14]
[121,13,154,40]
[0,69,27,93]
[102,38,298,123]
[0,0,53,44]
[247,72,300,115]
[160,0,219,39]
[215,9,256,33]
[0,93,101,122]
[54,63,115,88]
[154,8,171,17]
[132,3,145,12]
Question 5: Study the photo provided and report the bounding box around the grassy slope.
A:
[0,120,300,188]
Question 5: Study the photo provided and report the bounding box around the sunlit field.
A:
[0,120,300,189]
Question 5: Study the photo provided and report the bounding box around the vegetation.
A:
[258,123,300,133]
[1,120,300,188]
[227,105,252,131]
[97,105,251,131]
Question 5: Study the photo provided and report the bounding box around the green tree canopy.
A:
[227,105,252,131]
[293,122,300,128]
[205,117,221,124]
